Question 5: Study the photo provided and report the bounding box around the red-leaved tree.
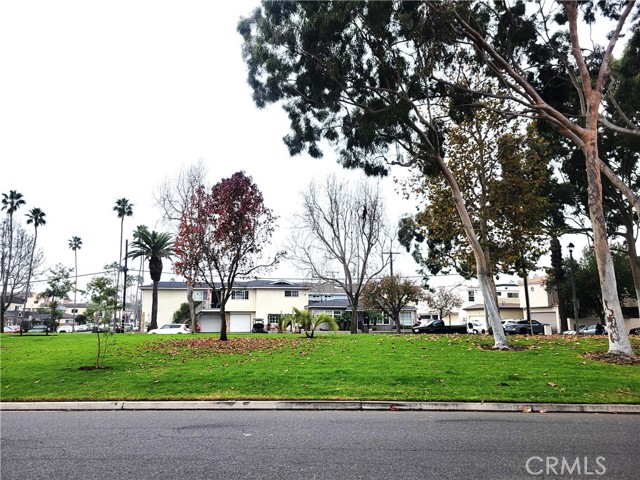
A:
[176,171,282,340]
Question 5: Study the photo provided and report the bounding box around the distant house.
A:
[140,279,309,333]
[306,283,417,332]
[2,292,87,326]
[517,276,562,332]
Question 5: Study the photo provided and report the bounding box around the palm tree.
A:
[68,236,82,331]
[280,307,338,338]
[1,190,26,328]
[113,198,133,325]
[127,226,173,330]
[22,208,46,318]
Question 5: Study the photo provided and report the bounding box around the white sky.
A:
[0,1,421,296]
[2,2,630,299]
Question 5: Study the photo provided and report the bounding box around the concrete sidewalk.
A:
[1,400,639,414]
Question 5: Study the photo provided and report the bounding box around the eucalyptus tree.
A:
[113,198,133,324]
[402,109,553,299]
[1,190,26,328]
[68,236,82,330]
[21,208,46,318]
[127,226,173,331]
[238,0,638,356]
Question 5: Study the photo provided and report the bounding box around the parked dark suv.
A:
[503,319,548,335]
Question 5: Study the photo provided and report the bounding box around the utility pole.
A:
[383,250,400,276]
[121,240,128,333]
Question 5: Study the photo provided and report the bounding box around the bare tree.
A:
[288,174,391,334]
[424,287,464,326]
[154,159,209,332]
[154,159,210,224]
[1,220,43,325]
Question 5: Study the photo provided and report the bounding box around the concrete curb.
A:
[1,400,639,414]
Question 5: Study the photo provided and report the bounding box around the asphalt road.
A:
[1,411,638,480]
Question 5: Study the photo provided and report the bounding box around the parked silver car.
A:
[577,324,607,335]
[503,319,548,335]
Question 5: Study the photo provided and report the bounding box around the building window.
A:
[284,290,299,298]
[496,292,502,297]
[468,291,475,302]
[231,290,249,300]
[399,311,414,326]
[267,314,281,323]
[507,292,519,298]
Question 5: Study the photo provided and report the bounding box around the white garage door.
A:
[199,315,221,333]
[230,314,251,333]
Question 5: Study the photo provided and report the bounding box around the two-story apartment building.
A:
[140,279,309,333]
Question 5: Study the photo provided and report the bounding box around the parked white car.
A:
[148,323,190,334]
[57,324,90,333]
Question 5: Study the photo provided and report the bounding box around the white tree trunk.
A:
[435,155,508,348]
[582,115,633,355]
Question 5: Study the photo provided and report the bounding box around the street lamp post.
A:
[568,243,579,331]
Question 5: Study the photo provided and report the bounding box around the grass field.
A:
[1,332,639,403]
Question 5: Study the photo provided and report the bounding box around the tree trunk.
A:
[73,251,78,332]
[22,230,37,321]
[115,218,124,329]
[187,283,196,333]
[150,280,159,330]
[1,215,15,330]
[347,293,359,334]
[96,330,101,369]
[582,122,633,355]
[220,305,228,341]
[434,155,508,348]
[550,237,569,333]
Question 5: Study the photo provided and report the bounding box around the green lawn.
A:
[1,332,639,403]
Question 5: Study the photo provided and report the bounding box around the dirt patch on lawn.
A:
[476,344,529,351]
[582,352,640,365]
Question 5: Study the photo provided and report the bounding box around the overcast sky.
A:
[3,1,629,301]
[1,1,423,296]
